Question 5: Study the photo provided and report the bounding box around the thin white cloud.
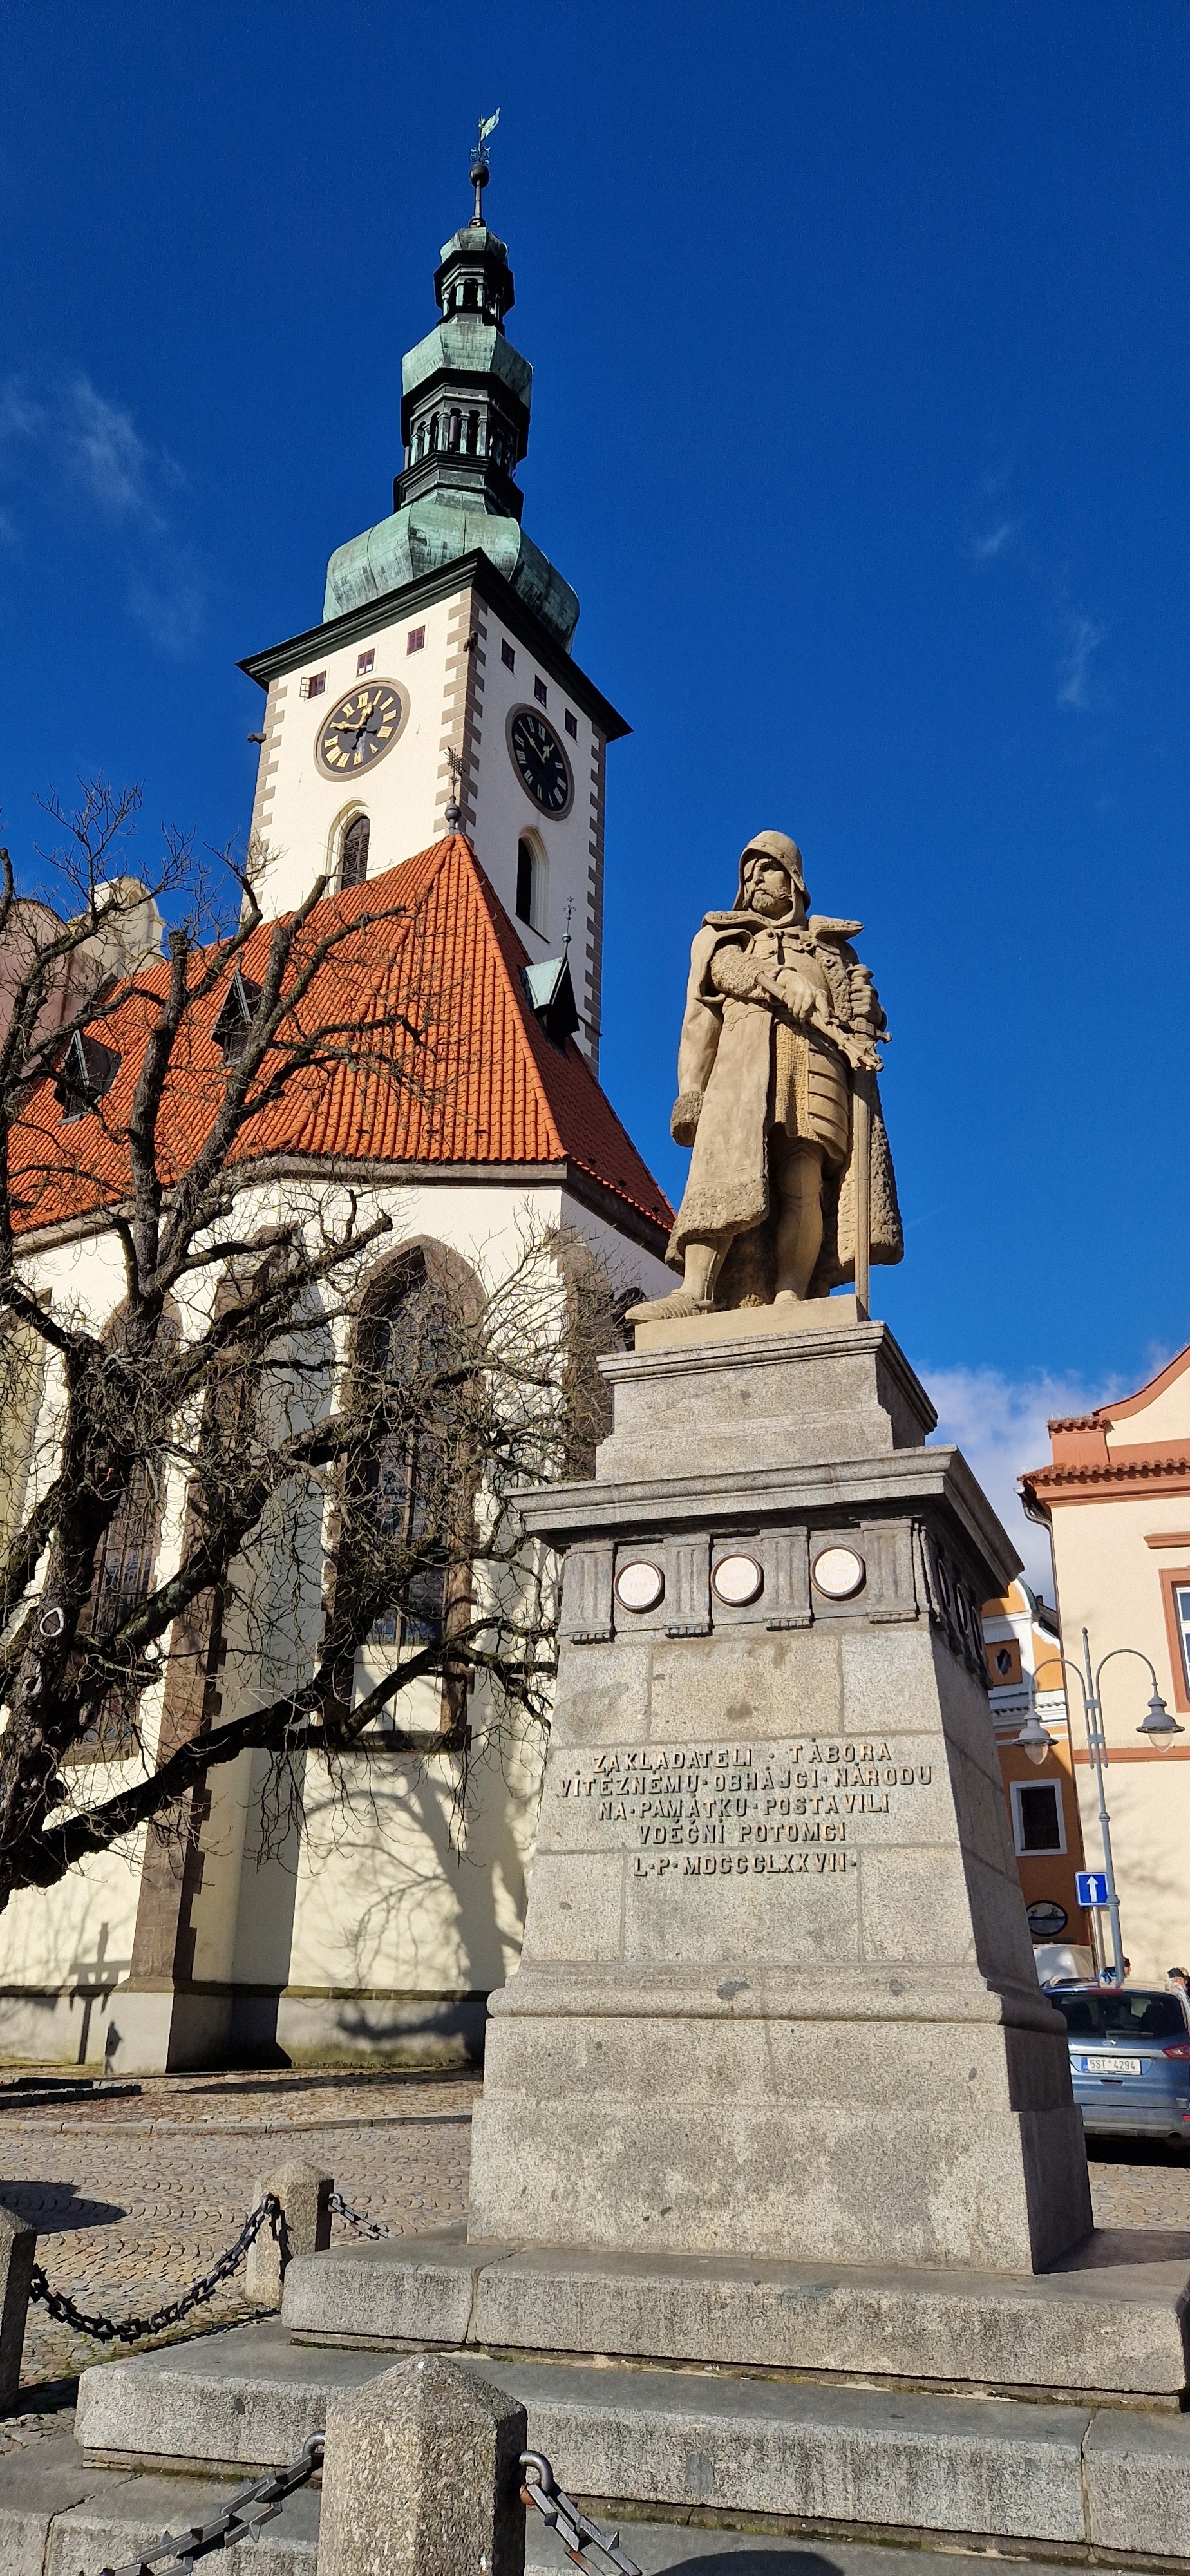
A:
[64,376,168,528]
[0,369,205,656]
[1056,609,1107,711]
[925,1363,1126,1598]
[126,551,207,659]
[972,519,1017,562]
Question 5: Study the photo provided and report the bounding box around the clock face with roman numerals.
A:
[316,683,405,778]
[508,707,574,817]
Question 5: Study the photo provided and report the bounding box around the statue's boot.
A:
[624,1287,715,1323]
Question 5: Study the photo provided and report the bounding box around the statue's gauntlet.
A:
[671,1091,704,1147]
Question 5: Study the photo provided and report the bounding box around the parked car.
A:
[1049,1985,1190,2142]
[1033,1942,1095,1987]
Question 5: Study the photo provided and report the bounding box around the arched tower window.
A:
[463,278,478,309]
[429,414,439,453]
[448,408,461,451]
[516,836,547,936]
[339,814,370,891]
[466,410,478,454]
[414,422,426,461]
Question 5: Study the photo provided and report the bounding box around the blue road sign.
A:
[1075,1870,1110,1908]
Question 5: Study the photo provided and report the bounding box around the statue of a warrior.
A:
[628,831,902,1323]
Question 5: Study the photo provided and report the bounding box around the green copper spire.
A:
[323,139,579,650]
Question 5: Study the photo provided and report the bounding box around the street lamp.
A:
[1015,1627,1184,1980]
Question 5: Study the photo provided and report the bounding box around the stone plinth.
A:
[468,1319,1092,2274]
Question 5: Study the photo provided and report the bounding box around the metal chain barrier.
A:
[28,2191,285,2347]
[520,2451,643,2576]
[328,2187,390,2241]
[93,2432,325,2576]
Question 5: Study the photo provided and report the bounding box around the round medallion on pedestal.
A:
[615,1559,665,1612]
[811,1544,866,1601]
[712,1554,764,1606]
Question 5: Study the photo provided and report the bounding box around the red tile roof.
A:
[9,835,673,1244]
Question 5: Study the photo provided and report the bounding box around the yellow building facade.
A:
[1021,1347,1190,1983]
[981,1582,1092,1961]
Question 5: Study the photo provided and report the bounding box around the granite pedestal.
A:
[469,1314,1091,2275]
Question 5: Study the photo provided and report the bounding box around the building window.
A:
[407,626,426,654]
[466,410,478,453]
[212,971,261,1066]
[301,672,326,699]
[357,649,375,676]
[54,1032,120,1121]
[534,676,548,706]
[339,815,370,890]
[1010,1778,1065,1856]
[565,708,578,738]
[515,835,547,936]
[502,639,515,672]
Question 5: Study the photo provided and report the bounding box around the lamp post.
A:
[1018,1629,1183,1983]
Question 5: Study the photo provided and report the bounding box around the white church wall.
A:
[0,1167,667,2062]
[0,1816,144,2064]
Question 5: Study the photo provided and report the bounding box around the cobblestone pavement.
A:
[3,2070,1190,2454]
[0,2065,478,2430]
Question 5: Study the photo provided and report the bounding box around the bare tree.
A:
[0,782,616,1911]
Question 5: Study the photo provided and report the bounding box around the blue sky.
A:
[1,3,1186,1566]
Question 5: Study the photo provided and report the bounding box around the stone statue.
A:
[629,831,902,1322]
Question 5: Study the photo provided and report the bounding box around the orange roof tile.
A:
[9,835,674,1245]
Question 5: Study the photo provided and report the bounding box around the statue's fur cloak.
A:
[666,907,903,1295]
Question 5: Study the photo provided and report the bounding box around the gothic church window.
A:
[339,815,370,890]
[351,1254,457,1660]
[69,1311,177,1761]
[448,409,461,450]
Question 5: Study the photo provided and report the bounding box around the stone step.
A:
[0,2434,319,2576]
[0,2436,1126,2576]
[72,2321,1190,2564]
[280,2226,1190,2405]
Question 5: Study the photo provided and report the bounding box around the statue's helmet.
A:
[736,830,808,914]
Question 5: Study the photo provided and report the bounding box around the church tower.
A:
[241,139,625,1070]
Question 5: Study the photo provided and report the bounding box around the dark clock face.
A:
[316,683,404,777]
[509,708,572,815]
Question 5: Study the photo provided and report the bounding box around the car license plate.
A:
[1081,2054,1142,2076]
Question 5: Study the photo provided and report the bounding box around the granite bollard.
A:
[317,2354,527,2576]
[0,2204,35,2410]
[245,2163,333,2310]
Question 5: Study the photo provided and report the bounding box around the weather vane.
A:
[471,108,500,222]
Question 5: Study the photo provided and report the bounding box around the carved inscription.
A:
[557,1739,934,1882]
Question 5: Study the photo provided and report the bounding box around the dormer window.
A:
[54,1032,120,1121]
[339,814,370,890]
[212,971,262,1067]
